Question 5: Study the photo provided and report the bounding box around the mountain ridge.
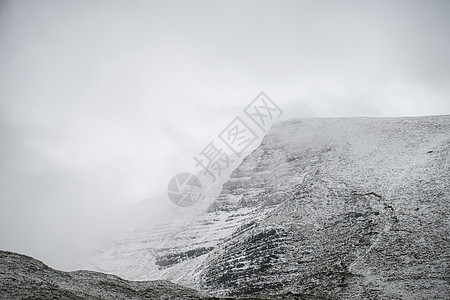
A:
[73,116,449,299]
[0,250,333,300]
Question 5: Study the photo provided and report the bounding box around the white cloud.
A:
[0,0,449,268]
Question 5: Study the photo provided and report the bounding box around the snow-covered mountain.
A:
[79,116,450,300]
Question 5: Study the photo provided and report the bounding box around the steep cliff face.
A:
[197,116,450,299]
[79,116,450,300]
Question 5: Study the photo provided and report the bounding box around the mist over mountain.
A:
[71,116,450,300]
[2,0,450,275]
[2,1,450,299]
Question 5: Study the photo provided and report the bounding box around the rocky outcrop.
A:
[79,116,450,300]
[197,116,450,299]
[0,250,211,300]
[0,250,334,300]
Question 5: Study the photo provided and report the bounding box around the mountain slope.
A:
[0,250,210,300]
[197,116,450,299]
[0,250,333,300]
[80,116,450,300]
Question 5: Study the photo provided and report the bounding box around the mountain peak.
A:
[77,115,450,299]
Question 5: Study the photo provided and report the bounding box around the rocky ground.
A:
[0,251,334,299]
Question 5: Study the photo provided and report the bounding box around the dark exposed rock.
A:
[156,247,215,269]
[78,116,450,300]
[197,117,450,299]
[0,250,334,300]
[0,250,210,300]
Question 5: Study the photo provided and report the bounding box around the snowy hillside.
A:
[79,116,450,299]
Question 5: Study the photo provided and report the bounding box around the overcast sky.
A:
[1,0,449,268]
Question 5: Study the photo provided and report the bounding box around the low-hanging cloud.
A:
[0,0,449,269]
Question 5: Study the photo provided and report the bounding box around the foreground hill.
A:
[81,116,449,299]
[0,250,330,300]
[0,250,208,300]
